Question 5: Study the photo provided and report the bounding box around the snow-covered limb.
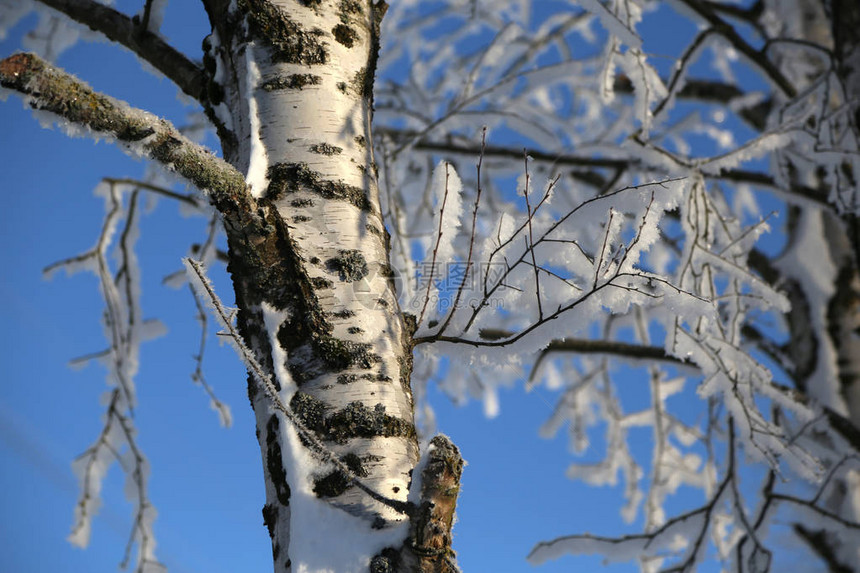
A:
[52,180,164,573]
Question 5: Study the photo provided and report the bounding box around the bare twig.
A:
[34,0,205,101]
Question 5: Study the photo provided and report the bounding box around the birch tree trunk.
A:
[199,1,461,571]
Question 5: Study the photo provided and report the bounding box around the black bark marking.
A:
[242,0,328,65]
[267,162,371,211]
[290,391,328,433]
[333,23,358,47]
[316,335,381,369]
[311,276,334,289]
[352,67,370,98]
[201,36,225,106]
[309,142,343,155]
[313,452,368,497]
[360,372,391,382]
[326,250,369,282]
[266,415,291,506]
[369,549,400,573]
[291,197,314,208]
[327,402,414,444]
[289,393,415,444]
[339,0,364,21]
[262,503,278,538]
[261,73,321,91]
[364,223,384,238]
[398,354,413,395]
[365,0,388,107]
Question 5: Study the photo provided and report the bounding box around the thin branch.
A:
[102,177,204,209]
[34,0,205,101]
[378,130,831,208]
[434,127,488,336]
[676,0,796,98]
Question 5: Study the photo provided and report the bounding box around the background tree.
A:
[2,1,860,572]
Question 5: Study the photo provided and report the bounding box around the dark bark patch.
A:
[352,67,371,98]
[309,142,343,155]
[261,73,321,91]
[337,373,358,384]
[331,309,356,319]
[316,335,381,369]
[290,395,414,443]
[267,162,371,211]
[365,223,383,238]
[311,276,334,289]
[398,354,413,395]
[313,468,351,497]
[333,23,358,48]
[348,326,363,334]
[326,250,369,282]
[201,36,225,106]
[339,0,364,20]
[265,415,291,506]
[327,402,415,444]
[242,0,328,65]
[291,197,314,208]
[402,313,418,339]
[290,391,327,433]
[354,135,366,148]
[292,214,311,223]
[262,503,278,539]
[337,81,349,93]
[370,548,400,573]
[313,452,368,497]
[360,372,392,382]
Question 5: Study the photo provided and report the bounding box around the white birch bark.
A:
[201,1,443,571]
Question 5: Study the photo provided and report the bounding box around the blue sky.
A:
[0,2,757,572]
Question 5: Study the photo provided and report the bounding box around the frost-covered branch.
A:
[51,179,165,573]
[0,53,249,218]
[377,2,860,569]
